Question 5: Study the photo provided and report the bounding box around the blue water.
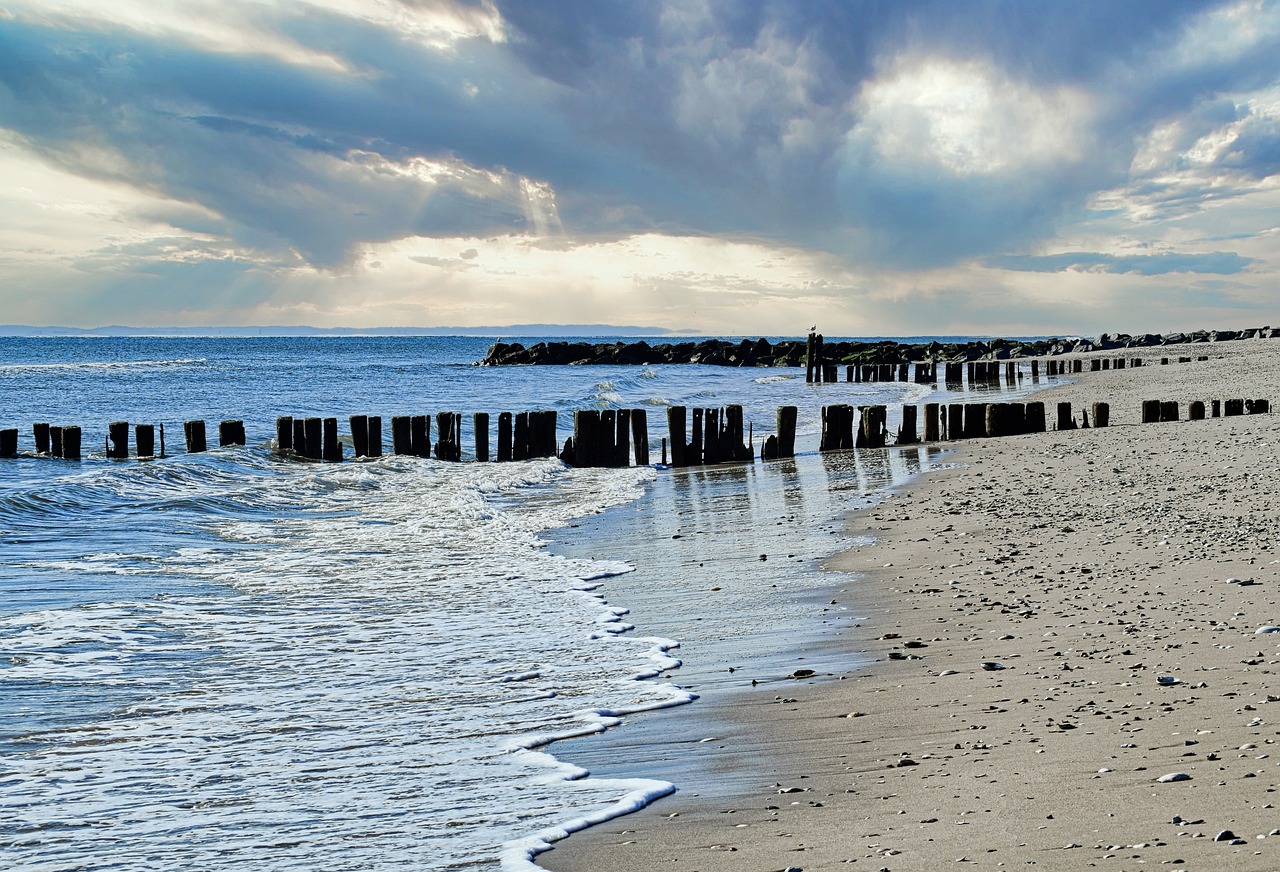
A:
[0,336,1039,869]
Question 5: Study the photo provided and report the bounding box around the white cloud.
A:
[852,56,1092,176]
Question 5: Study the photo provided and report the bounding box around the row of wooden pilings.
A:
[5,395,1270,466]
[805,352,1156,386]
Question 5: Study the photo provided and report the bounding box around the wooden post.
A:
[1142,400,1161,424]
[1160,401,1180,422]
[1092,402,1109,428]
[689,408,703,465]
[600,409,618,465]
[497,412,513,461]
[185,420,207,453]
[805,333,815,383]
[984,403,1006,438]
[108,421,129,459]
[666,406,687,467]
[0,428,16,458]
[61,426,81,460]
[392,416,412,454]
[776,406,797,458]
[367,416,383,458]
[136,424,155,458]
[474,413,490,462]
[511,411,528,461]
[279,416,296,453]
[435,412,460,461]
[1252,399,1270,414]
[52,426,65,459]
[411,415,431,457]
[923,403,940,442]
[1056,402,1075,431]
[701,408,719,465]
[219,420,245,447]
[292,418,307,456]
[615,408,631,467]
[322,417,342,462]
[1189,401,1206,420]
[661,437,668,465]
[1224,399,1245,417]
[897,405,919,445]
[34,422,50,455]
[1211,400,1221,418]
[846,365,854,382]
[632,409,649,465]
[304,417,322,460]
[824,404,857,450]
[946,404,963,440]
[1023,401,1045,433]
[574,410,598,467]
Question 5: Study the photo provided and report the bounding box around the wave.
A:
[0,358,207,373]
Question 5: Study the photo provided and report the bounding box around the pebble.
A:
[1255,626,1280,634]
[981,661,1006,671]
[1157,772,1192,783]
[1214,829,1236,842]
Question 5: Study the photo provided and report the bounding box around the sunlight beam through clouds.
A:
[0,0,1278,334]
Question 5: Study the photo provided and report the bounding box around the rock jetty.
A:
[479,327,1278,367]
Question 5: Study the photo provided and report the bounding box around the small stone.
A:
[1214,829,1237,842]
[791,669,816,679]
[981,661,1006,671]
[1157,772,1192,783]
[1255,626,1280,634]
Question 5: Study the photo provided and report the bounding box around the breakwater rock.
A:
[480,327,1277,367]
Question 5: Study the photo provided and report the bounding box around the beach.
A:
[540,340,1280,871]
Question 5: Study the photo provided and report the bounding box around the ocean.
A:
[0,336,1023,869]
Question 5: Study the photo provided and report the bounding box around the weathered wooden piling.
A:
[1092,402,1110,428]
[1056,402,1076,431]
[292,418,307,456]
[107,421,129,459]
[411,415,431,457]
[822,404,857,450]
[185,420,207,453]
[897,405,919,445]
[1025,401,1046,433]
[613,408,630,466]
[984,403,1008,438]
[61,426,81,460]
[322,417,342,462]
[136,424,155,458]
[1189,401,1206,420]
[367,416,383,458]
[0,428,16,458]
[498,412,513,462]
[52,426,65,458]
[855,405,886,449]
[303,417,322,460]
[772,405,797,459]
[435,412,461,461]
[219,420,245,447]
[1030,360,1040,379]
[1252,399,1271,414]
[392,416,413,455]
[1211,400,1221,418]
[946,404,963,440]
[962,404,986,439]
[600,410,618,463]
[923,402,940,442]
[1160,401,1179,422]
[1224,399,1245,417]
[823,363,838,383]
[631,409,649,465]
[534,410,558,458]
[278,416,295,453]
[666,406,687,467]
[701,408,720,464]
[574,410,599,467]
[689,408,704,464]
[34,422,50,455]
[805,333,816,383]
[474,413,490,462]
[513,411,530,461]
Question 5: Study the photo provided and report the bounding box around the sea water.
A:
[0,336,1027,869]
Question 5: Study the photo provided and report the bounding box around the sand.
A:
[538,340,1280,872]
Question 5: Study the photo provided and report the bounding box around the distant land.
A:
[0,324,683,338]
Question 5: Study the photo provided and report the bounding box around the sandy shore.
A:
[539,340,1280,871]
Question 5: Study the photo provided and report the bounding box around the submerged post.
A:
[185,420,207,453]
[0,428,16,458]
[278,416,295,453]
[392,416,412,455]
[498,412,513,462]
[666,406,687,468]
[411,415,431,458]
[323,417,342,462]
[631,409,649,466]
[219,420,245,447]
[34,422,50,455]
[136,424,155,458]
[108,421,129,459]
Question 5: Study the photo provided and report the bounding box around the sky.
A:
[1,0,1279,336]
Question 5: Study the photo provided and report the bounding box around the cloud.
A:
[1,0,1279,333]
[987,250,1256,276]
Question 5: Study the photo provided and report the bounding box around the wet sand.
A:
[539,340,1280,871]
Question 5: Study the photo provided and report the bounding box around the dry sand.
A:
[539,340,1280,872]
